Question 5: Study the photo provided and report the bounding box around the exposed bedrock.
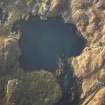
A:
[70,0,105,46]
[0,0,104,105]
[0,36,20,76]
[2,71,62,105]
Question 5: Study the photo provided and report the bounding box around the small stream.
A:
[13,16,86,105]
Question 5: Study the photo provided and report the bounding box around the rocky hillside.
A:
[0,0,105,105]
[70,0,105,105]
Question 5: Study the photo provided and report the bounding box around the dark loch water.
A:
[18,16,85,70]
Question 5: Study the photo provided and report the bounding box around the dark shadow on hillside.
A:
[54,59,80,105]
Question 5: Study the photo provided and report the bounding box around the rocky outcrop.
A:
[81,87,105,105]
[70,0,105,46]
[70,0,105,104]
[0,36,20,76]
[5,71,62,105]
[50,0,61,12]
[72,46,105,97]
[0,0,105,105]
[72,47,105,79]
[86,87,105,105]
